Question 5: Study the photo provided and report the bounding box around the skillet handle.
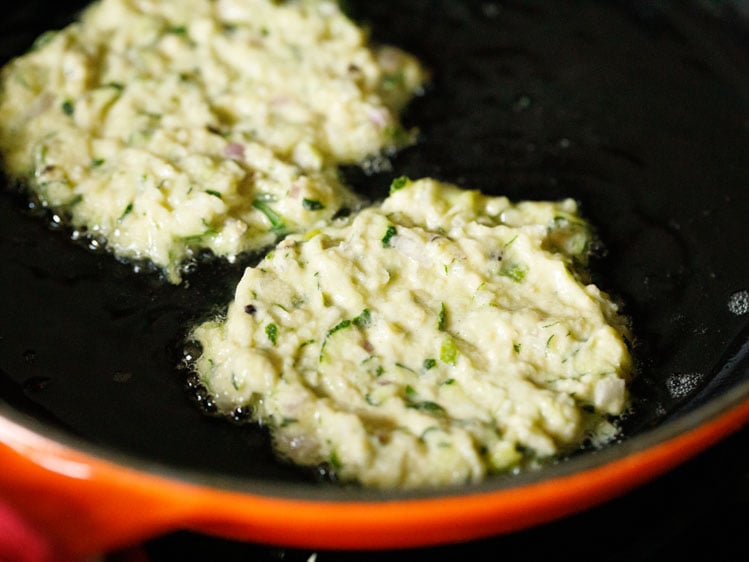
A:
[0,416,203,561]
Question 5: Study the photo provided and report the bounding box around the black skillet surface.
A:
[0,0,748,506]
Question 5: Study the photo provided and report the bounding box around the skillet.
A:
[0,0,748,557]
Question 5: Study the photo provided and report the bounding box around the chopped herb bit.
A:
[499,262,528,283]
[375,365,385,377]
[167,25,188,35]
[119,202,133,221]
[389,176,411,194]
[103,82,124,91]
[395,362,416,374]
[407,400,445,413]
[352,308,371,328]
[437,302,447,331]
[205,189,223,199]
[329,450,342,469]
[252,199,285,232]
[63,194,83,208]
[441,378,456,386]
[201,218,217,232]
[548,216,591,262]
[183,226,219,243]
[328,318,352,337]
[320,317,354,358]
[382,72,405,90]
[244,304,257,315]
[280,417,298,427]
[303,228,321,241]
[381,225,397,248]
[302,198,325,211]
[440,338,458,365]
[504,234,518,248]
[34,144,48,168]
[32,30,58,50]
[384,124,411,146]
[423,358,437,371]
[546,334,555,348]
[90,158,105,168]
[419,425,441,442]
[265,323,278,345]
[513,342,522,354]
[404,388,445,413]
[299,339,316,349]
[61,100,74,116]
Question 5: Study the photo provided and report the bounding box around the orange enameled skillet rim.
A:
[1,378,748,559]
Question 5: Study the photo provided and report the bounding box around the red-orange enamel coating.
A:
[1,399,749,560]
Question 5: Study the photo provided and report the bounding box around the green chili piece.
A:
[119,202,133,221]
[440,338,458,365]
[389,176,411,194]
[499,262,527,283]
[423,358,437,371]
[437,303,447,331]
[382,225,397,248]
[266,323,278,345]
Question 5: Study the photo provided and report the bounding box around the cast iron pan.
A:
[0,0,748,557]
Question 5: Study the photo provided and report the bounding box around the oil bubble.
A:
[728,290,749,316]
[182,340,203,364]
[232,406,253,423]
[360,153,392,175]
[314,462,339,483]
[665,372,703,399]
[49,213,64,229]
[87,234,107,252]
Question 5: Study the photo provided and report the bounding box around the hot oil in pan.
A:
[0,0,748,482]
